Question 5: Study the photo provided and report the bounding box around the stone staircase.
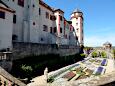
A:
[0,66,26,86]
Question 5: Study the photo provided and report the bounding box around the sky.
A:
[44,0,115,47]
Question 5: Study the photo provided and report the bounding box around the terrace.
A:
[27,57,115,86]
[51,58,110,83]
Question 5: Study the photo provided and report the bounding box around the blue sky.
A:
[44,0,115,47]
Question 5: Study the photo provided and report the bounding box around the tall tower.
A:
[71,9,84,45]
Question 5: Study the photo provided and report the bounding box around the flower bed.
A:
[85,69,93,75]
[77,69,93,80]
[75,67,83,73]
[48,63,79,80]
[89,59,95,63]
[62,71,76,81]
[78,74,88,79]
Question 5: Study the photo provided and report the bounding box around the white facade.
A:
[71,9,84,45]
[0,2,14,50]
[0,0,82,50]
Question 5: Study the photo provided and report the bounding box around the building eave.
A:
[54,9,64,14]
[0,6,15,13]
[39,0,53,12]
[0,0,15,13]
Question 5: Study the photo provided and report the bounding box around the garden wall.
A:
[12,42,80,60]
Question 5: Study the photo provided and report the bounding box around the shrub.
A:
[21,64,33,77]
[101,51,107,58]
[47,77,54,83]
[80,53,86,58]
[113,49,115,58]
[92,51,98,58]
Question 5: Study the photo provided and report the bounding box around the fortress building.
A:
[0,0,84,51]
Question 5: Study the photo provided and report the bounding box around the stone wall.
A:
[12,42,80,60]
[0,61,12,72]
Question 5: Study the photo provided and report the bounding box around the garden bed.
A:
[62,71,76,81]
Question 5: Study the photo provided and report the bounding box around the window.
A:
[18,0,24,7]
[0,11,5,19]
[46,12,49,19]
[41,38,43,41]
[28,5,29,8]
[50,27,52,33]
[60,27,62,33]
[33,22,35,25]
[65,34,67,39]
[60,15,62,21]
[33,4,35,8]
[43,25,48,31]
[50,15,52,20]
[39,8,41,15]
[13,14,16,24]
[54,27,57,33]
[12,34,18,41]
[50,15,56,21]
[77,28,79,32]
[76,36,78,40]
[53,16,56,21]
[82,37,83,41]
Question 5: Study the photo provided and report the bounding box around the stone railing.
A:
[0,52,12,61]
[0,66,26,86]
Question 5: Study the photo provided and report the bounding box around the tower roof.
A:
[103,41,112,45]
[72,9,82,13]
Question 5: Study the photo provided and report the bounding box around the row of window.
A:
[39,9,56,21]
[39,8,63,21]
[43,25,63,33]
[0,10,17,24]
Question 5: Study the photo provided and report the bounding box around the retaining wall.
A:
[12,42,80,60]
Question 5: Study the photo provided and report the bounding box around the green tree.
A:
[92,51,98,58]
[21,64,33,77]
[113,49,115,58]
[80,53,86,58]
[101,51,107,58]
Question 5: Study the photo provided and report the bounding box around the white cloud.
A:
[84,34,115,47]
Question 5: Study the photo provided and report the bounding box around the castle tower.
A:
[71,9,84,45]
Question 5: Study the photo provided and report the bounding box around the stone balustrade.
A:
[0,52,12,61]
[0,67,26,86]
